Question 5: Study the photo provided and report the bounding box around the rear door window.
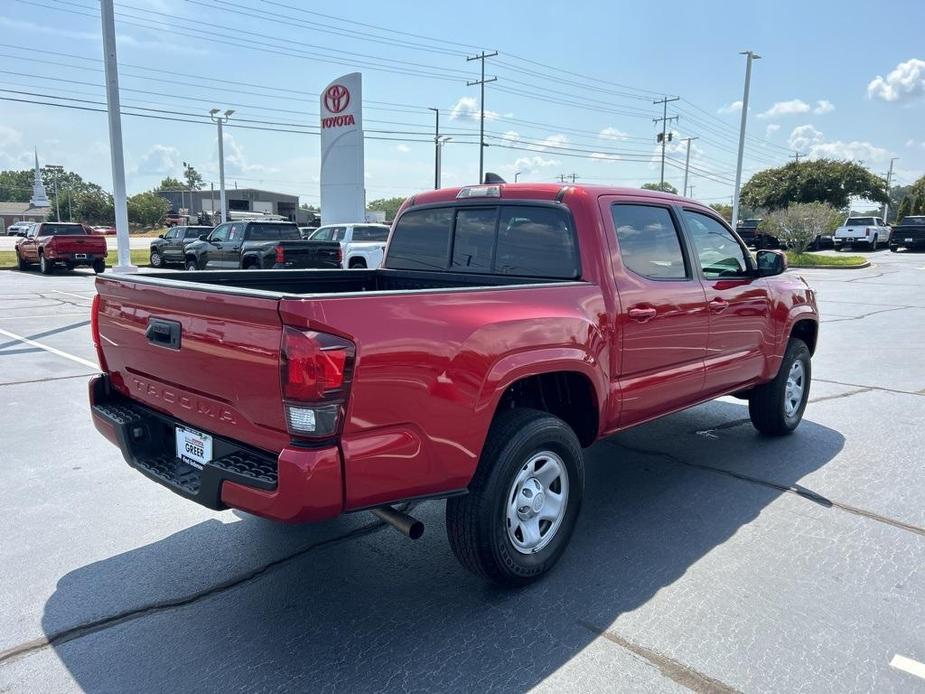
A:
[353,226,390,242]
[386,208,453,271]
[612,204,688,280]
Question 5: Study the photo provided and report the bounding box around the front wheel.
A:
[16,251,28,271]
[150,250,163,268]
[186,258,200,271]
[748,338,811,435]
[446,408,584,586]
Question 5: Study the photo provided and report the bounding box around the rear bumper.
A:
[89,375,343,523]
[47,251,105,264]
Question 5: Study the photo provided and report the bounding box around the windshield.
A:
[845,217,876,226]
[38,223,86,236]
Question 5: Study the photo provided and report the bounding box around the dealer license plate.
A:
[906,238,914,243]
[175,426,212,469]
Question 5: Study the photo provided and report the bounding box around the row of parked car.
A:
[736,215,925,252]
[6,221,115,237]
[149,219,392,271]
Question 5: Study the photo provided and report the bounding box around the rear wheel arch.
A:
[491,370,600,448]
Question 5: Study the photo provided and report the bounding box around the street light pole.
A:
[883,157,898,222]
[428,107,440,189]
[210,108,234,223]
[681,137,698,197]
[514,171,522,182]
[436,136,451,189]
[732,50,761,229]
[100,0,134,272]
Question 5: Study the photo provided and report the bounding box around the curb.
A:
[788,261,871,270]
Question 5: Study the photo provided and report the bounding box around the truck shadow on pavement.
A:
[38,400,845,692]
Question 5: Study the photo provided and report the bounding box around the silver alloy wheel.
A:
[784,361,805,417]
[506,450,569,555]
[151,250,162,267]
[40,255,47,272]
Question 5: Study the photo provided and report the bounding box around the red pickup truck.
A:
[89,183,818,585]
[16,222,108,274]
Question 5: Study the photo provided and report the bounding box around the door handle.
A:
[709,299,729,313]
[628,306,657,322]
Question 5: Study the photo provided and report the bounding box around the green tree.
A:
[741,159,888,211]
[895,196,912,223]
[366,196,406,221]
[765,202,843,254]
[156,176,187,191]
[710,203,733,223]
[72,189,114,225]
[183,164,204,191]
[887,184,913,222]
[127,191,170,227]
[641,181,678,194]
[914,195,925,216]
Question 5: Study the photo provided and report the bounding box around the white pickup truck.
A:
[833,216,891,251]
[308,223,391,269]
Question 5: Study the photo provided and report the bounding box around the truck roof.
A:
[408,183,691,208]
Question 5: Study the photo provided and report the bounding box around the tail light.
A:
[90,293,108,372]
[44,237,56,256]
[336,246,343,265]
[275,245,285,264]
[280,327,355,439]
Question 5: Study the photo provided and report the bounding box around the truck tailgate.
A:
[52,235,107,253]
[95,276,289,452]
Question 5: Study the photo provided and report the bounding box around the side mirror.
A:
[158,233,165,239]
[755,249,787,277]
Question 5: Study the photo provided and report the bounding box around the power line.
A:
[466,50,498,184]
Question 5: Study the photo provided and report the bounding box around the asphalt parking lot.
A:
[1,251,923,693]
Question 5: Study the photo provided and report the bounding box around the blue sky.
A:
[1,0,923,207]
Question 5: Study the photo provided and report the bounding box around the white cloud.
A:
[906,138,916,147]
[867,58,925,102]
[538,134,568,149]
[598,127,628,141]
[717,100,742,114]
[501,130,520,142]
[0,124,22,149]
[133,144,180,175]
[788,125,824,152]
[221,133,276,176]
[787,124,892,164]
[395,144,410,153]
[590,152,621,162]
[512,155,559,171]
[766,124,781,136]
[758,99,811,119]
[813,99,835,114]
[449,96,498,121]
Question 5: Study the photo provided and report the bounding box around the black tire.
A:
[93,259,106,274]
[39,253,53,274]
[890,245,899,253]
[64,262,75,272]
[870,236,878,250]
[150,250,163,268]
[748,338,811,436]
[186,258,200,271]
[348,258,367,269]
[16,251,28,271]
[446,408,584,586]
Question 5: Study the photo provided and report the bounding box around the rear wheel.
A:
[890,244,899,253]
[39,253,53,274]
[348,258,367,269]
[748,338,811,436]
[93,258,106,274]
[870,235,878,250]
[446,408,584,586]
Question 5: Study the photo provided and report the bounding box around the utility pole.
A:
[427,107,440,189]
[210,181,215,223]
[209,108,234,224]
[688,185,695,199]
[653,96,680,188]
[100,0,134,272]
[681,137,698,199]
[790,151,802,164]
[883,157,898,222]
[557,173,579,183]
[466,50,498,184]
[732,50,761,229]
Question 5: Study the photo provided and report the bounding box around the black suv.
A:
[150,226,213,268]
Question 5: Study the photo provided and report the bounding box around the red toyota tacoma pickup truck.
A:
[16,222,108,274]
[89,183,818,585]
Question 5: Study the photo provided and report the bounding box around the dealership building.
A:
[155,187,305,222]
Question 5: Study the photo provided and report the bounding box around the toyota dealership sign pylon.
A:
[320,72,366,224]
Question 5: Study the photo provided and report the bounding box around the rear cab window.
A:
[245,223,301,241]
[846,217,876,227]
[611,204,688,280]
[353,226,390,242]
[39,223,86,236]
[386,204,579,278]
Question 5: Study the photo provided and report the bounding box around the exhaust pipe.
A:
[371,506,424,540]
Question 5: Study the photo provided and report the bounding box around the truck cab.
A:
[833,216,890,250]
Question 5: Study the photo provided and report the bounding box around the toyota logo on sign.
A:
[324,84,350,114]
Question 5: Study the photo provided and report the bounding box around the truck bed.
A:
[116,268,578,297]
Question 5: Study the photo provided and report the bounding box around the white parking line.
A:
[51,289,94,301]
[0,327,99,370]
[891,654,925,680]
